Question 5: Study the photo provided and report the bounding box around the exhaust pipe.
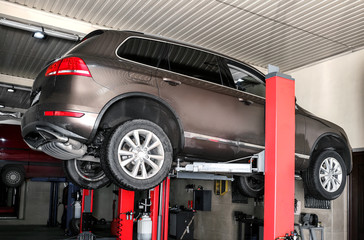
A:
[36,127,87,160]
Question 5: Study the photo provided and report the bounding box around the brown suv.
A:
[21,30,352,200]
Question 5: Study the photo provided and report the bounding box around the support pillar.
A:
[150,185,160,240]
[161,177,170,240]
[48,181,59,227]
[80,189,94,233]
[264,66,295,239]
[150,177,170,240]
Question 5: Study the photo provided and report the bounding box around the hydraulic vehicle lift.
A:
[176,65,296,239]
[78,65,296,240]
[78,178,170,240]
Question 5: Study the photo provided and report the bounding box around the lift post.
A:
[150,177,170,240]
[264,65,295,239]
[80,189,94,233]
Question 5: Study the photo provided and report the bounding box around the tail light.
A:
[45,57,91,77]
[44,111,84,118]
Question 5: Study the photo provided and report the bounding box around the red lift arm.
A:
[264,67,295,239]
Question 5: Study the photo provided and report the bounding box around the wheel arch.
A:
[92,92,184,154]
[310,133,352,174]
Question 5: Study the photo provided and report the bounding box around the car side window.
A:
[117,37,165,67]
[227,62,265,98]
[160,43,223,85]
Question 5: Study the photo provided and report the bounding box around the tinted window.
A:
[161,44,222,85]
[117,38,165,67]
[227,61,265,97]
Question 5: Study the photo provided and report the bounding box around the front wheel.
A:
[101,119,173,190]
[63,159,110,189]
[304,150,347,200]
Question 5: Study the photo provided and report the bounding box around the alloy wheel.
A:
[319,157,343,192]
[117,129,164,180]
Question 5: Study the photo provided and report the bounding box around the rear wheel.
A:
[101,119,173,190]
[304,150,347,200]
[1,166,25,188]
[63,159,110,189]
[236,175,264,198]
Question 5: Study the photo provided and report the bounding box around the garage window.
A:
[117,37,165,67]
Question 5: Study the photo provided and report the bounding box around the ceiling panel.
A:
[0,25,76,79]
[5,0,364,72]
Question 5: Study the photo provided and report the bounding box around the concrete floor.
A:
[0,225,115,240]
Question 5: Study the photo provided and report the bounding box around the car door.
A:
[27,151,64,178]
[155,43,259,161]
[222,59,306,166]
[219,59,266,158]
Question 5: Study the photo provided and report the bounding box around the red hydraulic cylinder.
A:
[150,177,170,240]
[150,185,160,240]
[117,189,135,240]
[162,177,170,240]
[264,68,295,239]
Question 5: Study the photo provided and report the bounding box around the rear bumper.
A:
[21,103,98,150]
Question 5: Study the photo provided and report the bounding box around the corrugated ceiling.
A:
[1,0,364,116]
[5,0,364,72]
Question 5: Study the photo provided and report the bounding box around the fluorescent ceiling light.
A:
[0,83,31,92]
[0,18,80,41]
[32,30,46,39]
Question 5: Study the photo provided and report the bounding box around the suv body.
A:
[0,124,63,187]
[21,30,352,199]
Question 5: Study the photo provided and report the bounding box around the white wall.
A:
[170,179,256,240]
[285,48,364,240]
[288,48,364,150]
[0,181,65,225]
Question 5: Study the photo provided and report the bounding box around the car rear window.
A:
[117,37,165,67]
[160,43,223,85]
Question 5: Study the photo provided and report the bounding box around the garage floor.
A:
[0,225,115,240]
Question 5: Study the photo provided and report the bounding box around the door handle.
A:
[163,78,181,86]
[238,98,254,105]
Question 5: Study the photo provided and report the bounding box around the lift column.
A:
[264,65,295,239]
[80,189,94,233]
[150,177,170,240]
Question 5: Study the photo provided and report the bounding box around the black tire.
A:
[236,175,264,198]
[63,159,110,189]
[101,119,173,190]
[1,166,25,188]
[304,150,347,200]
